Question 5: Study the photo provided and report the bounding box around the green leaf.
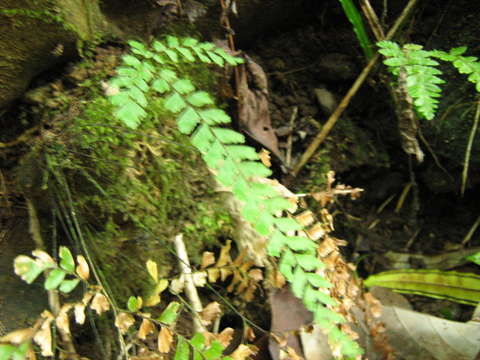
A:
[191,47,212,63]
[255,212,275,236]
[279,249,296,281]
[284,235,317,252]
[164,93,187,113]
[45,268,67,290]
[177,107,200,134]
[215,157,239,186]
[225,145,258,161]
[152,79,170,93]
[206,51,224,66]
[466,252,480,266]
[307,273,332,288]
[153,40,167,52]
[115,101,146,129]
[166,35,180,48]
[267,230,287,257]
[232,178,250,202]
[159,69,178,82]
[59,278,80,293]
[364,269,480,305]
[0,344,17,360]
[314,304,344,324]
[263,197,294,213]
[116,67,137,78]
[250,182,278,197]
[191,333,205,349]
[14,256,45,284]
[274,218,302,232]
[127,296,142,312]
[296,254,324,271]
[158,301,181,324]
[174,336,189,360]
[204,140,226,168]
[211,128,245,144]
[122,55,142,69]
[127,87,148,107]
[176,47,195,62]
[191,124,214,153]
[204,341,224,360]
[198,108,231,125]
[291,266,308,298]
[165,49,179,62]
[187,91,214,107]
[182,37,199,47]
[238,161,272,178]
[172,79,195,94]
[199,42,216,51]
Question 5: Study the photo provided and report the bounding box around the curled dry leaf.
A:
[231,344,257,360]
[74,303,86,325]
[90,293,110,315]
[248,268,263,282]
[200,302,222,326]
[0,328,35,344]
[34,312,54,356]
[56,304,73,335]
[138,318,155,340]
[76,255,90,281]
[115,312,135,334]
[200,251,216,269]
[259,149,272,168]
[217,327,234,348]
[157,326,173,353]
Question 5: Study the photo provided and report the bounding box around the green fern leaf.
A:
[225,145,258,161]
[176,47,195,62]
[266,230,286,257]
[153,40,167,52]
[241,200,262,223]
[172,79,195,94]
[159,68,178,82]
[164,49,179,62]
[254,212,275,236]
[237,161,272,178]
[231,178,250,201]
[177,107,200,134]
[296,254,324,271]
[115,101,146,129]
[211,128,245,144]
[174,336,189,360]
[307,273,332,288]
[187,91,214,107]
[164,92,187,113]
[166,35,180,47]
[153,54,166,64]
[291,266,308,297]
[152,79,170,93]
[204,140,226,168]
[191,124,214,152]
[127,87,148,107]
[122,54,142,69]
[273,218,303,232]
[182,37,199,47]
[263,197,294,213]
[279,249,296,281]
[215,158,239,186]
[283,235,318,252]
[191,47,212,63]
[206,51,224,66]
[198,108,231,125]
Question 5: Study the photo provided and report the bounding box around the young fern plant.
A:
[107,36,363,358]
[378,40,480,120]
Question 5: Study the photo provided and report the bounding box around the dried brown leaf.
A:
[207,268,220,283]
[0,328,35,344]
[216,241,232,268]
[90,293,110,315]
[217,327,234,348]
[200,251,216,269]
[157,327,173,353]
[248,268,263,282]
[31,250,55,266]
[295,211,315,227]
[76,255,90,281]
[138,318,156,340]
[231,344,256,360]
[34,313,54,356]
[74,303,86,325]
[56,305,73,335]
[220,268,232,281]
[200,302,222,326]
[115,312,135,334]
[259,149,272,167]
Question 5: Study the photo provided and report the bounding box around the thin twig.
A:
[285,106,298,167]
[173,233,206,333]
[292,0,420,176]
[360,0,385,40]
[461,214,480,246]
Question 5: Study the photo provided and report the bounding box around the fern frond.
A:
[378,41,444,120]
[108,37,363,358]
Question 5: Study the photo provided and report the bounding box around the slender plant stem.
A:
[461,98,480,196]
[292,0,420,176]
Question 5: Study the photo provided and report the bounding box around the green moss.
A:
[19,47,234,303]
